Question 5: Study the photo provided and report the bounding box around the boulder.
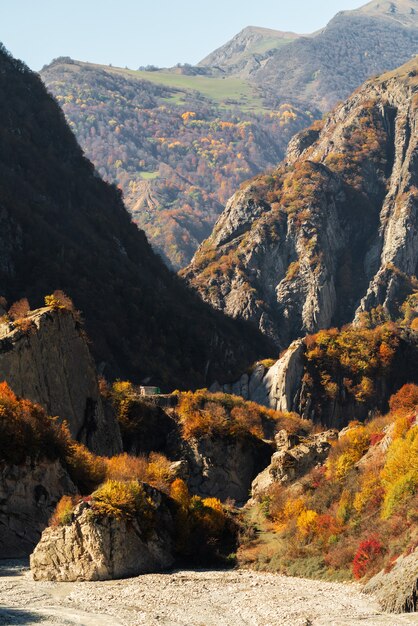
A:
[251,429,337,498]
[30,487,175,582]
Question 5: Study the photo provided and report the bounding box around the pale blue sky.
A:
[1,0,367,71]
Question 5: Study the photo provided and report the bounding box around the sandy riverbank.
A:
[1,561,418,625]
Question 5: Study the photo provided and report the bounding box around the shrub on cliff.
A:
[0,382,104,492]
[0,382,69,465]
[304,323,400,405]
[91,480,155,527]
[175,389,311,440]
[105,452,173,493]
[44,290,76,312]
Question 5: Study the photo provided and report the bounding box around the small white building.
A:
[139,385,161,396]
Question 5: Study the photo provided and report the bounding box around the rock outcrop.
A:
[184,57,418,349]
[212,329,418,429]
[184,435,273,505]
[0,307,121,456]
[364,548,418,613]
[251,429,337,498]
[30,490,175,582]
[211,339,305,411]
[0,459,76,558]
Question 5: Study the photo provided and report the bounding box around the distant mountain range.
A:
[199,0,418,111]
[40,0,418,268]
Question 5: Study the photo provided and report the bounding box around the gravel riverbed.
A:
[1,561,418,625]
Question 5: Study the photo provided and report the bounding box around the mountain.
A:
[353,0,418,24]
[183,57,418,347]
[199,0,418,112]
[0,44,275,389]
[40,59,312,268]
[40,2,418,269]
[198,26,299,75]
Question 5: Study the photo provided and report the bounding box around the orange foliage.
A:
[50,495,81,527]
[176,389,310,440]
[8,298,30,321]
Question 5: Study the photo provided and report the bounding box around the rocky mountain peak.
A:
[348,0,418,26]
[183,58,418,347]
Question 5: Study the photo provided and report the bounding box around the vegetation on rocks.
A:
[175,389,311,440]
[0,381,106,492]
[239,385,418,582]
[304,323,400,404]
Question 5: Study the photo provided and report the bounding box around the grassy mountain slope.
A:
[0,45,275,389]
[255,8,418,111]
[40,59,313,268]
[198,26,299,72]
[197,1,418,112]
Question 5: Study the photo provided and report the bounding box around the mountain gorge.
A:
[0,45,273,389]
[183,57,418,347]
[1,1,418,616]
[40,59,311,268]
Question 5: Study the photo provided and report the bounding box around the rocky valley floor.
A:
[1,561,418,626]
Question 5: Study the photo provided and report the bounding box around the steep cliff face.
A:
[183,435,273,505]
[0,459,76,558]
[212,326,418,429]
[184,59,418,347]
[0,307,121,455]
[211,340,305,411]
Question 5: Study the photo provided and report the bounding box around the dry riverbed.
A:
[1,560,418,626]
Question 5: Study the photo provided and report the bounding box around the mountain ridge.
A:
[183,56,418,346]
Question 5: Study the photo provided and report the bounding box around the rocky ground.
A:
[1,561,418,625]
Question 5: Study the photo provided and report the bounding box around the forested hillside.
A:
[0,45,274,389]
[40,59,313,267]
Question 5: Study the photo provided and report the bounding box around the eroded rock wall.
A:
[0,307,121,456]
[0,459,76,558]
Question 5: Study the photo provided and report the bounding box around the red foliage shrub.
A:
[352,537,384,579]
[369,432,385,446]
[8,298,30,321]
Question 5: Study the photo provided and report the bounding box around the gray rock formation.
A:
[0,459,76,558]
[184,58,418,347]
[30,492,175,582]
[364,547,418,613]
[0,307,121,456]
[212,340,305,411]
[184,435,273,505]
[251,429,337,499]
